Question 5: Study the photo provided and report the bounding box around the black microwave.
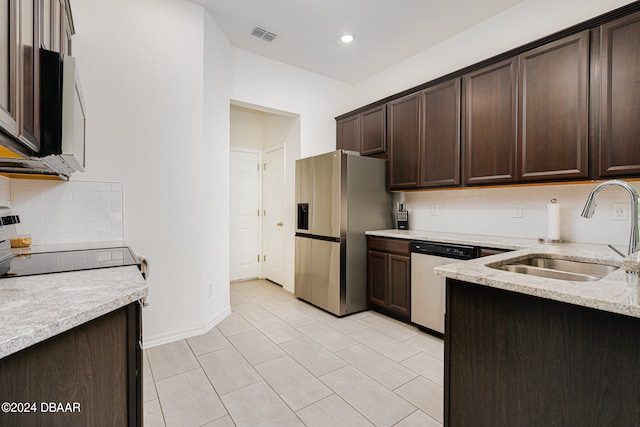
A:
[39,48,85,172]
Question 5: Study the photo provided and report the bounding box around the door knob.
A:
[276,222,283,227]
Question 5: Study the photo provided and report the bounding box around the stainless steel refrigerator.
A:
[295,150,391,316]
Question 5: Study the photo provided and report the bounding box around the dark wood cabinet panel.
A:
[420,79,461,187]
[336,114,359,152]
[360,105,386,156]
[387,254,410,316]
[600,11,640,177]
[368,250,388,307]
[336,105,386,156]
[0,0,18,135]
[0,303,141,426]
[388,93,421,189]
[518,31,590,181]
[445,279,640,426]
[18,0,40,152]
[367,237,411,321]
[464,59,518,185]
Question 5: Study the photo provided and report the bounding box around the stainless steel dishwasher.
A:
[410,241,478,334]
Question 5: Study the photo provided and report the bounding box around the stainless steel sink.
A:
[489,255,619,282]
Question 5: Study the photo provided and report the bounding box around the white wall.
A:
[201,10,233,332]
[354,0,636,105]
[230,106,265,150]
[71,0,231,346]
[231,48,353,158]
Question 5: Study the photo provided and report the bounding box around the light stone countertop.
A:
[0,265,148,359]
[366,229,640,318]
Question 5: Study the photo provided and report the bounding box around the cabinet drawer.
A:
[368,237,410,255]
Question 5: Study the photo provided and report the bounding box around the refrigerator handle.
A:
[297,203,309,230]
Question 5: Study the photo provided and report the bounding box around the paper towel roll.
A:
[546,201,560,240]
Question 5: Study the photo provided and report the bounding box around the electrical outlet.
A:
[612,203,628,221]
[431,204,439,216]
[512,204,523,218]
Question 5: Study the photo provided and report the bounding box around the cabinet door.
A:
[368,250,388,308]
[18,0,40,152]
[420,79,461,187]
[0,0,18,135]
[387,254,410,317]
[336,115,360,152]
[360,104,386,156]
[600,11,640,177]
[465,58,518,185]
[518,31,589,181]
[388,92,420,189]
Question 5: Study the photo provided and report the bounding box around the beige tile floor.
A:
[143,279,444,427]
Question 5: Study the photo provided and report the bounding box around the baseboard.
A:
[142,306,232,349]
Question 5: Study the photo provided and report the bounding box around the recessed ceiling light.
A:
[340,34,354,44]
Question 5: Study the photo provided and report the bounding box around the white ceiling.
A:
[191,0,524,84]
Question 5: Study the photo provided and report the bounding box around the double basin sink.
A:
[488,255,619,282]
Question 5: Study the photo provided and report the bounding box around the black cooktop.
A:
[0,246,140,278]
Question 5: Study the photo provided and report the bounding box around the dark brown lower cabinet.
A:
[0,303,142,427]
[367,237,410,320]
[445,279,640,426]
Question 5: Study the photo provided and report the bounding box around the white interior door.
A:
[263,146,285,286]
[230,149,261,281]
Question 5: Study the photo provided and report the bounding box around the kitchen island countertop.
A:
[366,229,640,319]
[0,265,147,359]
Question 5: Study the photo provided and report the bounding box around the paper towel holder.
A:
[538,198,565,244]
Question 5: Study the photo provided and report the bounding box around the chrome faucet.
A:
[581,179,640,255]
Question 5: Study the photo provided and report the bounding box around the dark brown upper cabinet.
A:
[336,104,386,156]
[600,11,640,177]
[388,80,461,190]
[0,1,19,137]
[464,58,518,185]
[1,0,74,155]
[388,92,421,189]
[360,104,386,155]
[18,0,41,152]
[518,31,590,182]
[420,79,461,187]
[336,114,359,152]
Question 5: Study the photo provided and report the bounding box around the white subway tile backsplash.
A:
[86,202,111,212]
[73,192,99,202]
[99,192,123,202]
[60,222,87,233]
[10,179,125,245]
[73,212,99,222]
[29,200,59,212]
[404,182,640,246]
[86,222,111,232]
[45,212,74,223]
[59,201,86,212]
[86,182,112,192]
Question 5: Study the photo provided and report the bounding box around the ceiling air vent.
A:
[251,26,277,42]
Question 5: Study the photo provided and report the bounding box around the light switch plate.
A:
[512,204,523,218]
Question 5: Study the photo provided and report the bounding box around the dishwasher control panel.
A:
[410,241,478,260]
